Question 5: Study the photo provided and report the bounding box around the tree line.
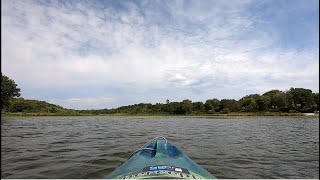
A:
[1,74,319,115]
[78,88,319,115]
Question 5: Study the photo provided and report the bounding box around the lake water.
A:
[1,116,319,179]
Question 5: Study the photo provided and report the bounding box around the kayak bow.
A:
[106,137,216,179]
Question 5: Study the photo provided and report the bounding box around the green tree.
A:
[204,100,213,112]
[313,93,319,111]
[152,103,162,113]
[286,88,315,112]
[204,98,220,112]
[222,108,230,114]
[241,98,257,112]
[192,102,205,112]
[211,98,221,112]
[263,90,286,111]
[181,99,193,114]
[1,75,21,110]
[239,94,260,112]
[220,99,240,112]
[171,102,183,114]
[256,95,271,111]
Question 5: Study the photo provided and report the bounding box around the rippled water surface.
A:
[1,116,319,179]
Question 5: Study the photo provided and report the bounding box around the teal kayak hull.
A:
[106,137,216,179]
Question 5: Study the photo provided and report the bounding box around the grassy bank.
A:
[1,111,308,117]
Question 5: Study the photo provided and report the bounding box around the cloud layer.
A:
[2,0,319,109]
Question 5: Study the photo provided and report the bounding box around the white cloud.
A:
[1,0,319,109]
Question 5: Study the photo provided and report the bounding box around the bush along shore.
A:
[0,110,311,117]
[1,74,319,117]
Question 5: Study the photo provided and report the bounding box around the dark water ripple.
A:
[1,116,319,179]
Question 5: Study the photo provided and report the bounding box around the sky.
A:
[2,0,319,110]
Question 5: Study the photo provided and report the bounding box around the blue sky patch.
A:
[2,0,319,109]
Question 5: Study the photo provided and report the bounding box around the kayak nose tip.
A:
[154,139,167,157]
[139,137,183,158]
[155,138,183,158]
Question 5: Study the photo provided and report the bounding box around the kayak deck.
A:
[106,137,216,179]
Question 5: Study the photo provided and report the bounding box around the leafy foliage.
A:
[1,74,319,115]
[8,98,79,115]
[1,74,21,110]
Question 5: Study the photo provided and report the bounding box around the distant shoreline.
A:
[2,112,318,117]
